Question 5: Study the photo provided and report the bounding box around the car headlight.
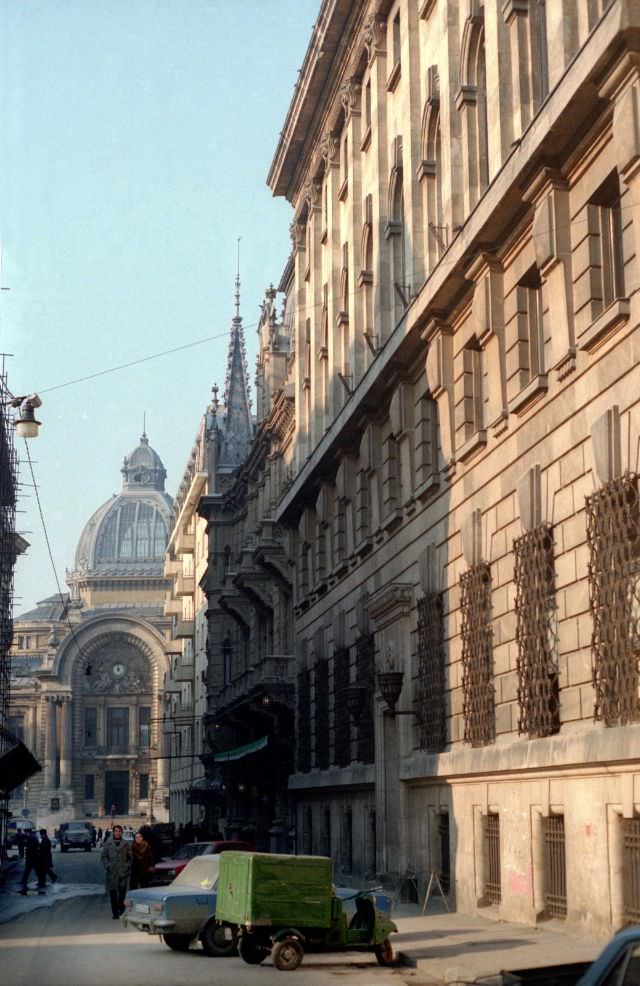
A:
[124,899,132,911]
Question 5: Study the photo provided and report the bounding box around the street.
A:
[0,849,429,986]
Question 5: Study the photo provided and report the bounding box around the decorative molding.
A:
[304,180,322,213]
[319,131,339,168]
[363,15,386,64]
[369,583,413,630]
[340,77,362,122]
[289,220,306,253]
[591,406,622,485]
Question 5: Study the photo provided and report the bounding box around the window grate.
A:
[439,812,451,894]
[514,523,560,738]
[461,563,494,746]
[314,658,330,770]
[416,593,447,752]
[484,813,501,904]
[355,634,375,763]
[586,473,640,726]
[333,647,351,767]
[543,815,567,919]
[622,818,640,926]
[297,669,311,773]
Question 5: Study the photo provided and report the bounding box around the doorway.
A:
[105,770,129,815]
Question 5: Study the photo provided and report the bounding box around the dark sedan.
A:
[151,840,254,885]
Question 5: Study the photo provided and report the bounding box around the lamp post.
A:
[11,395,42,439]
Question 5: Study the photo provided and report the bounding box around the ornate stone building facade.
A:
[9,435,173,827]
[263,0,640,937]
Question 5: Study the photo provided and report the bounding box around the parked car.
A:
[123,852,393,959]
[59,821,93,852]
[151,840,255,885]
[576,926,640,986]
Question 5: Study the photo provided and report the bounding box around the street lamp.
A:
[12,395,42,439]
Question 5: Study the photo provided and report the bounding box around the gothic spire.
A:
[219,243,253,468]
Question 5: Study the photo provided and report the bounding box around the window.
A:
[302,807,313,855]
[543,815,567,919]
[314,658,330,770]
[153,517,167,558]
[139,773,149,800]
[622,817,640,927]
[138,706,151,748]
[387,11,401,90]
[343,808,353,873]
[484,813,501,904]
[107,707,129,750]
[84,707,97,748]
[460,563,495,747]
[9,714,25,741]
[416,593,447,751]
[507,267,548,412]
[84,774,95,800]
[118,503,136,559]
[578,174,627,349]
[137,504,153,558]
[460,341,485,451]
[355,634,375,764]
[333,647,351,767]
[339,134,349,200]
[457,12,489,210]
[297,666,311,773]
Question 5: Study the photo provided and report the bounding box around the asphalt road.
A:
[0,849,427,986]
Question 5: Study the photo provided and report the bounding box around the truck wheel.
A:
[238,935,268,965]
[273,938,304,971]
[374,939,395,966]
[201,919,237,957]
[162,934,193,952]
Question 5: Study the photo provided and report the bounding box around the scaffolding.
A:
[0,367,18,857]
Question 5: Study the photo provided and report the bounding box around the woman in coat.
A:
[100,824,132,918]
[129,831,155,889]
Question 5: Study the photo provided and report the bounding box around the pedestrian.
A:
[129,831,155,889]
[19,831,45,895]
[38,829,58,887]
[100,823,131,919]
[97,826,103,845]
[16,829,26,859]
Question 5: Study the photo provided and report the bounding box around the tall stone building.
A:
[9,434,173,827]
[261,0,640,937]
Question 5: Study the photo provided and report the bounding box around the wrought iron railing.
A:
[514,524,560,738]
[461,563,494,746]
[484,812,501,904]
[622,817,640,926]
[543,814,567,918]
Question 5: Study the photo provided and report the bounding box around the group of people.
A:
[100,824,155,919]
[19,829,57,896]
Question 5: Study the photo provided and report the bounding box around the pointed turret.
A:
[218,253,253,468]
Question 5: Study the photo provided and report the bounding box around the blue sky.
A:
[0,0,319,612]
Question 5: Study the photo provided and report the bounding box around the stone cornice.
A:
[368,583,414,630]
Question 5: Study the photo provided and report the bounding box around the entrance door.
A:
[105,770,129,816]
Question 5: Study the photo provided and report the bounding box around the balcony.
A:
[174,618,195,639]
[175,528,195,554]
[164,592,182,617]
[176,572,195,597]
[173,659,194,682]
[216,653,295,707]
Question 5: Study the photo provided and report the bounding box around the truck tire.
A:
[162,934,193,952]
[200,919,237,957]
[374,939,395,966]
[272,938,304,971]
[238,935,268,965]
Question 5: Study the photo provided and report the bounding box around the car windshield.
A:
[68,825,87,832]
[174,843,208,860]
[172,855,220,890]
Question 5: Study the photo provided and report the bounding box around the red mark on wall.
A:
[508,870,532,896]
[585,824,592,837]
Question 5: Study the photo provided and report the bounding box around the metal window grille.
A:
[586,473,640,726]
[333,647,351,767]
[439,812,451,893]
[355,634,375,763]
[297,668,311,773]
[461,563,495,746]
[416,593,447,752]
[484,813,501,904]
[314,658,330,770]
[514,523,560,738]
[543,815,567,919]
[622,817,640,926]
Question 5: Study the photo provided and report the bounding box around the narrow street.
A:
[0,848,429,986]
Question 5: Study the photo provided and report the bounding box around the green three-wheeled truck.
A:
[215,851,398,971]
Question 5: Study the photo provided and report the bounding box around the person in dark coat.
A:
[19,831,45,895]
[38,829,57,886]
[100,824,131,918]
[129,831,155,889]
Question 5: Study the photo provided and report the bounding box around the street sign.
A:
[21,808,30,817]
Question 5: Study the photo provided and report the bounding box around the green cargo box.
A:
[215,851,334,929]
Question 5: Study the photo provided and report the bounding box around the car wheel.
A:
[374,939,395,967]
[200,919,237,958]
[162,934,193,952]
[238,934,269,965]
[272,938,304,971]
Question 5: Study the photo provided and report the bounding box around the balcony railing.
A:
[214,653,295,706]
[173,659,194,682]
[176,572,195,597]
[174,618,195,639]
[175,529,195,555]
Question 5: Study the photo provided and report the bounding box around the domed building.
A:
[9,435,174,828]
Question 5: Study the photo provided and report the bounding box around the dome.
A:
[72,434,172,577]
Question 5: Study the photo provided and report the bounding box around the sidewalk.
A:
[0,853,101,926]
[392,899,607,983]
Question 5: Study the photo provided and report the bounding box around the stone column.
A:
[157,726,169,788]
[43,695,58,789]
[59,696,73,789]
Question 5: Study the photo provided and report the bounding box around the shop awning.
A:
[212,736,268,762]
[0,727,41,795]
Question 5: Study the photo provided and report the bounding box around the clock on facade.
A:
[112,663,126,679]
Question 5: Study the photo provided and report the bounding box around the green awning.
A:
[213,736,268,762]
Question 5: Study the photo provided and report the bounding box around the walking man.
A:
[38,829,58,887]
[19,830,45,895]
[100,824,131,918]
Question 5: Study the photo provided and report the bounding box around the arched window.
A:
[152,515,167,558]
[360,194,375,359]
[458,7,489,212]
[420,68,445,272]
[386,136,408,329]
[118,502,137,559]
